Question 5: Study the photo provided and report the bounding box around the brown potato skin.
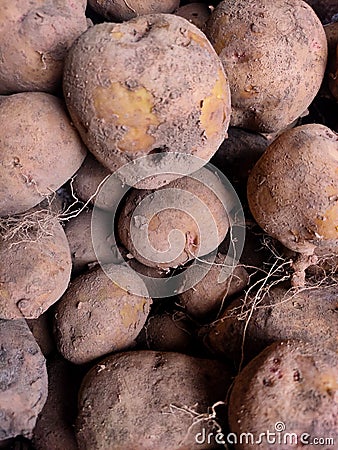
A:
[205,0,327,133]
[228,340,338,449]
[0,215,71,319]
[65,209,115,275]
[76,350,232,450]
[33,356,80,450]
[0,0,87,94]
[73,154,111,210]
[0,319,48,441]
[247,124,338,255]
[0,93,87,216]
[118,172,230,269]
[26,312,55,357]
[201,284,338,363]
[63,15,231,188]
[88,0,180,21]
[176,3,211,29]
[178,255,249,321]
[54,265,152,364]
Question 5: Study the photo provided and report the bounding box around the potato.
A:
[76,350,232,450]
[176,3,211,29]
[138,312,199,355]
[329,44,338,101]
[210,128,269,203]
[324,22,338,101]
[33,356,80,450]
[0,211,71,319]
[117,168,231,269]
[73,154,111,210]
[0,0,87,94]
[0,92,87,217]
[65,208,115,275]
[205,0,327,133]
[178,254,249,321]
[0,319,47,440]
[88,0,180,21]
[228,340,338,449]
[201,283,338,364]
[26,312,55,357]
[63,15,231,188]
[54,265,152,364]
[247,124,338,284]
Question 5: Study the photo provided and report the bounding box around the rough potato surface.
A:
[76,351,232,450]
[205,0,327,132]
[0,93,87,216]
[118,171,230,269]
[0,0,87,94]
[247,124,338,255]
[0,319,48,440]
[64,15,231,188]
[228,341,338,449]
[0,214,71,319]
[88,0,180,21]
[54,265,151,364]
[202,283,338,362]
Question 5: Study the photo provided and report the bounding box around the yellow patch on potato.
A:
[316,202,338,239]
[94,83,160,152]
[200,71,229,139]
[120,298,148,328]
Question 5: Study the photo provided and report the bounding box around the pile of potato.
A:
[0,1,337,449]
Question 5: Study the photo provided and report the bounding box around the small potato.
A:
[64,15,231,188]
[88,0,180,21]
[65,208,115,275]
[178,254,249,321]
[138,312,199,355]
[228,340,338,449]
[73,154,112,210]
[76,350,232,450]
[205,0,327,133]
[0,0,88,94]
[118,168,231,269]
[176,3,211,29]
[26,312,55,357]
[0,92,87,216]
[0,211,71,319]
[54,265,152,364]
[329,45,338,101]
[247,124,338,283]
[201,283,338,363]
[33,356,80,450]
[0,319,48,441]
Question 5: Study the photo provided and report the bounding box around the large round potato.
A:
[54,265,152,364]
[247,124,338,256]
[0,0,88,94]
[0,212,71,319]
[64,15,231,188]
[76,351,232,450]
[0,319,48,440]
[0,92,87,216]
[205,0,327,133]
[228,340,338,449]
